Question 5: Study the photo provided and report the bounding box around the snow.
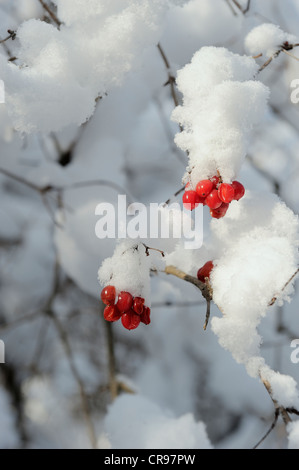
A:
[261,367,299,410]
[0,0,184,133]
[0,0,299,451]
[245,23,298,58]
[210,193,299,374]
[104,394,213,449]
[287,421,299,450]
[172,47,269,184]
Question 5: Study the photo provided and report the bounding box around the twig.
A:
[102,317,118,401]
[253,409,280,449]
[224,0,237,16]
[231,0,251,14]
[269,268,299,306]
[261,376,292,426]
[257,43,299,74]
[143,243,165,258]
[164,266,213,330]
[38,0,62,28]
[0,30,16,44]
[282,49,299,62]
[157,43,181,112]
[203,299,211,331]
[44,259,97,449]
[163,186,185,207]
[0,311,41,332]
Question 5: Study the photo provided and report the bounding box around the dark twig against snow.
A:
[38,0,62,28]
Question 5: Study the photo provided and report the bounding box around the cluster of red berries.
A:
[101,286,151,330]
[182,176,245,219]
[197,261,214,283]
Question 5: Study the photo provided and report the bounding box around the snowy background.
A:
[0,0,298,449]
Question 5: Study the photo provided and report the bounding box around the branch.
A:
[231,0,251,14]
[269,268,299,307]
[0,30,16,44]
[157,43,181,112]
[257,43,299,74]
[253,409,280,449]
[261,376,292,426]
[102,313,119,401]
[38,0,62,28]
[164,266,213,330]
[44,259,98,449]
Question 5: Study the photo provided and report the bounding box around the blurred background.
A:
[0,0,298,449]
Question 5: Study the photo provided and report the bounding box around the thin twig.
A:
[253,409,280,449]
[38,0,62,27]
[269,268,299,306]
[282,49,299,62]
[143,244,165,258]
[102,315,118,401]
[0,30,16,44]
[164,266,212,330]
[231,0,251,14]
[44,259,98,449]
[224,0,237,16]
[261,376,292,426]
[163,186,185,207]
[157,43,181,112]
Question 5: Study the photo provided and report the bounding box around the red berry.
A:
[197,261,214,283]
[218,183,235,203]
[117,291,133,313]
[104,305,122,322]
[231,181,245,201]
[133,297,145,315]
[140,306,151,325]
[196,180,213,198]
[210,203,229,219]
[182,191,201,211]
[121,311,141,330]
[205,190,222,209]
[101,285,116,305]
[210,175,220,188]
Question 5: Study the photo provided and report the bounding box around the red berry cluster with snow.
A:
[101,286,151,330]
[183,176,245,218]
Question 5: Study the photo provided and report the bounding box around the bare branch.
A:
[0,30,16,44]
[157,43,181,114]
[143,243,165,258]
[163,186,185,207]
[102,314,119,401]
[44,259,98,449]
[269,268,299,306]
[38,0,62,28]
[253,409,280,449]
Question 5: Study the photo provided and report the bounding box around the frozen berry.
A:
[133,297,145,315]
[197,261,214,283]
[218,183,235,203]
[210,175,220,188]
[121,311,141,330]
[141,306,151,325]
[117,291,133,313]
[196,180,213,198]
[101,285,116,305]
[205,190,222,209]
[210,203,229,219]
[231,181,245,201]
[183,191,201,211]
[104,305,122,322]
